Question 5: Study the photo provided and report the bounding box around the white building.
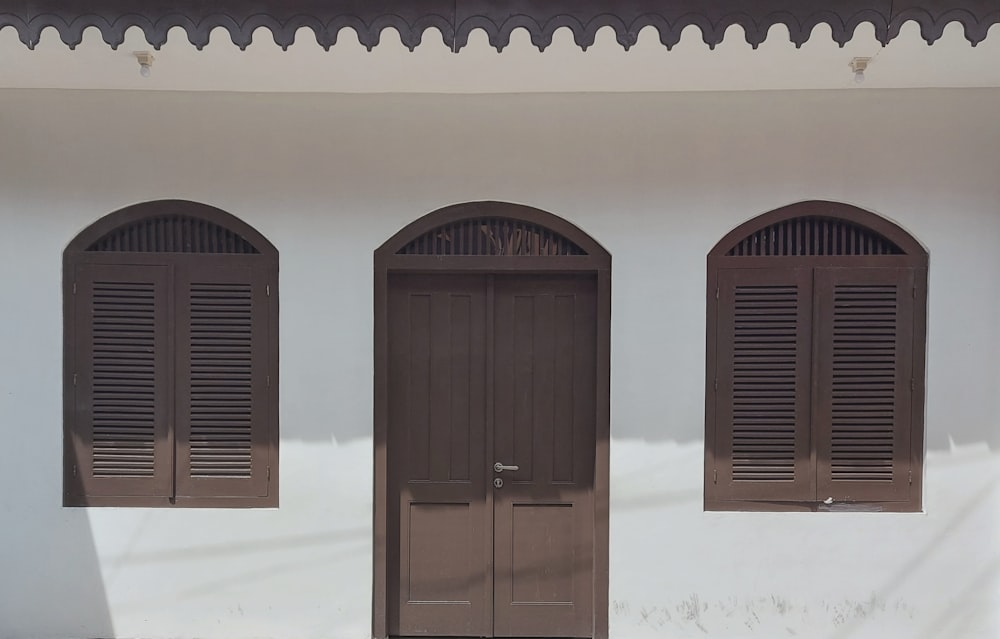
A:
[0,2,998,638]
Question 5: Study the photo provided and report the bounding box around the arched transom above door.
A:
[377,201,609,267]
[397,216,587,256]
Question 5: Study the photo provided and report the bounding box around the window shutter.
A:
[708,204,927,511]
[67,263,172,500]
[174,260,272,500]
[711,268,815,502]
[813,267,915,503]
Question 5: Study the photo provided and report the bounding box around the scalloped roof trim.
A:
[1,7,997,51]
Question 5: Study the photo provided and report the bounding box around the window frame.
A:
[704,201,928,512]
[63,200,279,508]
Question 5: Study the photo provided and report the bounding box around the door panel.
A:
[407,502,475,602]
[509,503,575,603]
[388,274,596,638]
[493,276,596,638]
[388,275,489,637]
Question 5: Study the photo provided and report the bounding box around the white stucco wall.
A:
[0,88,997,639]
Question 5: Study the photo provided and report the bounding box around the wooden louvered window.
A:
[706,202,927,512]
[64,201,278,507]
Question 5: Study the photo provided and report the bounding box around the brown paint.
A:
[63,200,279,508]
[374,202,610,639]
[388,274,490,636]
[491,275,596,638]
[813,267,916,502]
[713,267,816,501]
[705,201,928,513]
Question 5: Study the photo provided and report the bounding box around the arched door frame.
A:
[373,201,611,639]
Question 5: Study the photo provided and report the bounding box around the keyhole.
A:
[494,477,503,489]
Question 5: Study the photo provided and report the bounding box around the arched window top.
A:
[710,201,926,259]
[377,201,609,264]
[723,215,903,257]
[66,200,276,257]
[87,214,259,254]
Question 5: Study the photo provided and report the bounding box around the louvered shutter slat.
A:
[68,264,172,499]
[175,262,270,499]
[814,268,914,502]
[712,268,815,501]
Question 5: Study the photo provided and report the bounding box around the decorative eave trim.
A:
[2,1,997,51]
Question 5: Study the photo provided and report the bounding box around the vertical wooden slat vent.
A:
[731,285,799,481]
[87,215,259,254]
[726,216,903,257]
[830,284,897,482]
[188,283,254,478]
[91,281,157,477]
[397,218,586,256]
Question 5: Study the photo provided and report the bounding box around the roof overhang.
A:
[2,0,998,51]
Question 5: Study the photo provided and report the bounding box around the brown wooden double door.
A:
[387,274,596,638]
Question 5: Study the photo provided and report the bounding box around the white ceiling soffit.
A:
[0,21,998,93]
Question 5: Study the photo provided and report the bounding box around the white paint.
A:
[0,21,999,94]
[0,88,998,639]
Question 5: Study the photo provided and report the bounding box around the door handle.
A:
[494,462,519,473]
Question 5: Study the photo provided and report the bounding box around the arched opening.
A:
[709,200,925,258]
[63,200,278,507]
[705,200,927,512]
[373,201,610,639]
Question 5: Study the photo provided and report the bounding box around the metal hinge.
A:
[266,284,270,297]
[714,378,718,391]
[713,469,718,484]
[912,286,916,298]
[910,378,915,391]
[72,282,77,294]
[267,466,271,480]
[266,375,270,388]
[909,470,912,485]
[72,465,77,477]
[715,287,719,300]
[72,373,77,386]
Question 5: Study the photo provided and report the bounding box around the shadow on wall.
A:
[0,511,114,638]
[0,388,114,637]
[827,479,999,639]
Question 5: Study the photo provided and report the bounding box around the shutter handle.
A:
[494,462,519,473]
[823,497,834,505]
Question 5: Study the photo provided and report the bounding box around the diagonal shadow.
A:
[825,477,998,639]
